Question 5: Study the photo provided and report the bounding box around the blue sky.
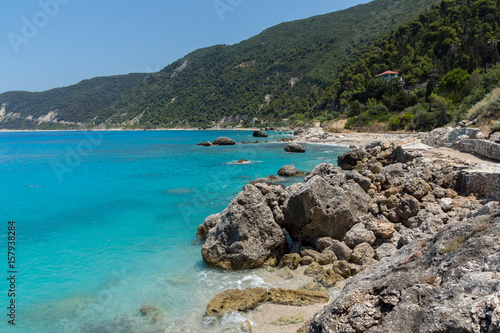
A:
[0,0,370,93]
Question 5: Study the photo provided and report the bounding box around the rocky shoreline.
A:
[197,127,500,332]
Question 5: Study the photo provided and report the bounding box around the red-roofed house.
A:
[375,71,399,81]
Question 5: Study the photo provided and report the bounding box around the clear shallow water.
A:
[0,130,348,333]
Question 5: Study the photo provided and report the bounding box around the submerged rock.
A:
[213,137,236,145]
[206,288,329,317]
[201,184,286,270]
[196,141,212,146]
[285,143,306,153]
[206,287,268,316]
[271,314,304,326]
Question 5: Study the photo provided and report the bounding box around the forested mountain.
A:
[325,0,500,131]
[0,74,148,130]
[0,0,440,129]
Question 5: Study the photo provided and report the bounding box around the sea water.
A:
[0,130,348,333]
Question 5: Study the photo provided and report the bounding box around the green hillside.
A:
[0,0,440,130]
[325,0,500,131]
[0,74,148,130]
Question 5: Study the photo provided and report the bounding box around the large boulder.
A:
[201,184,286,270]
[213,137,236,145]
[285,143,306,153]
[337,149,369,170]
[253,130,268,137]
[283,176,371,243]
[278,164,304,177]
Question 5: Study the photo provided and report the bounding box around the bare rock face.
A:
[212,137,236,145]
[283,176,371,243]
[201,184,286,270]
[309,214,500,333]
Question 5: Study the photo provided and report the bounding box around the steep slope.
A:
[106,0,440,128]
[324,0,500,131]
[0,74,148,130]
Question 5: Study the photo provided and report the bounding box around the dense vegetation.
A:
[324,0,500,131]
[0,0,439,129]
[0,74,148,128]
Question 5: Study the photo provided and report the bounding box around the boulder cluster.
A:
[198,140,500,331]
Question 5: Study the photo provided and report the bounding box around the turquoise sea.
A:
[0,130,348,332]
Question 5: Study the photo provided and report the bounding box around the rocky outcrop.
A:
[196,141,212,146]
[309,213,500,333]
[456,168,500,201]
[206,287,329,316]
[283,174,371,243]
[212,137,236,145]
[253,130,268,137]
[285,143,306,153]
[201,184,286,270]
[278,164,304,177]
[455,139,500,161]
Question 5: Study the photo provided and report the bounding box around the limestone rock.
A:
[338,149,369,170]
[344,227,376,248]
[196,213,219,239]
[331,260,353,278]
[346,171,372,191]
[395,194,421,222]
[304,262,325,277]
[314,269,345,288]
[300,255,315,265]
[285,143,306,153]
[278,253,301,270]
[278,164,304,177]
[206,287,268,316]
[201,184,286,270]
[326,240,353,261]
[315,237,334,251]
[304,163,346,187]
[253,130,268,138]
[350,242,375,265]
[403,178,431,200]
[283,176,371,243]
[375,243,398,260]
[212,137,236,145]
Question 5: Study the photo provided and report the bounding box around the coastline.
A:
[198,125,500,332]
